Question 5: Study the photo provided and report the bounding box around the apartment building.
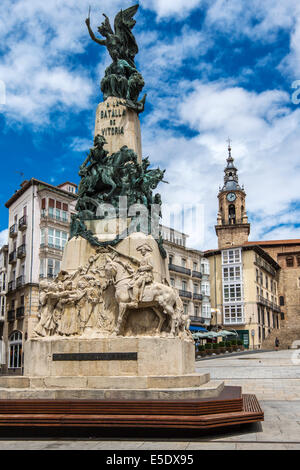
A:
[161,226,211,329]
[206,245,281,348]
[0,245,8,367]
[2,179,77,374]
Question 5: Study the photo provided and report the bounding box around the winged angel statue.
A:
[86,4,146,112]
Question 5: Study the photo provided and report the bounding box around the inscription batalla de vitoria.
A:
[97,100,126,137]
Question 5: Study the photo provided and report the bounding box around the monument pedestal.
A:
[24,337,195,378]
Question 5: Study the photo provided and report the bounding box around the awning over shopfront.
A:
[192,330,238,340]
[189,326,208,332]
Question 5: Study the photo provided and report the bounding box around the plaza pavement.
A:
[0,349,299,450]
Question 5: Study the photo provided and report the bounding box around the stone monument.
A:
[0,5,263,431]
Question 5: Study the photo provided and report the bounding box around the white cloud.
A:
[69,137,93,152]
[256,225,300,241]
[0,229,8,248]
[141,0,203,19]
[141,79,300,249]
[0,0,126,126]
[205,0,299,41]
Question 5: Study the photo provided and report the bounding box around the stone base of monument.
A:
[0,387,263,431]
[0,231,263,432]
[0,336,263,431]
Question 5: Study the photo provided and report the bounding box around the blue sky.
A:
[0,0,300,249]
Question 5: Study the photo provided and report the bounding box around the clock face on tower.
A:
[227,192,236,202]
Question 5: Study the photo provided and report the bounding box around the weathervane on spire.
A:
[226,137,232,157]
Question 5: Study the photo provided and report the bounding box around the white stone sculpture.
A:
[34,243,191,339]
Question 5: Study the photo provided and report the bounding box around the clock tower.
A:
[215,143,250,249]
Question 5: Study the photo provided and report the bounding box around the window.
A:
[194,305,199,317]
[223,283,242,302]
[256,268,259,283]
[279,296,284,306]
[41,198,46,217]
[49,198,55,218]
[169,255,173,265]
[297,256,300,267]
[2,273,6,291]
[222,248,241,265]
[265,275,269,289]
[0,296,5,316]
[193,262,198,271]
[40,259,45,278]
[48,259,61,278]
[286,256,294,267]
[201,259,210,275]
[170,277,175,287]
[193,283,198,294]
[9,331,22,369]
[223,304,244,324]
[40,228,45,246]
[48,259,54,277]
[201,281,210,296]
[181,258,186,268]
[223,266,241,282]
[183,303,189,315]
[49,229,68,249]
[202,303,211,318]
[182,280,187,291]
[48,228,54,247]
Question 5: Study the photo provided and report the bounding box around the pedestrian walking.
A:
[275,337,279,351]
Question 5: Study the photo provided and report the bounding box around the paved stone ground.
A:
[0,350,299,450]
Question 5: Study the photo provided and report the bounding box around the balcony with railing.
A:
[192,270,202,279]
[8,280,15,292]
[39,273,56,280]
[7,309,15,322]
[16,306,25,319]
[257,295,281,312]
[17,244,26,259]
[193,293,203,301]
[9,250,17,264]
[18,215,27,231]
[189,315,205,324]
[9,224,17,238]
[16,275,25,289]
[255,256,276,277]
[169,264,191,276]
[41,212,69,224]
[272,303,281,313]
[40,242,64,251]
[179,290,192,299]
